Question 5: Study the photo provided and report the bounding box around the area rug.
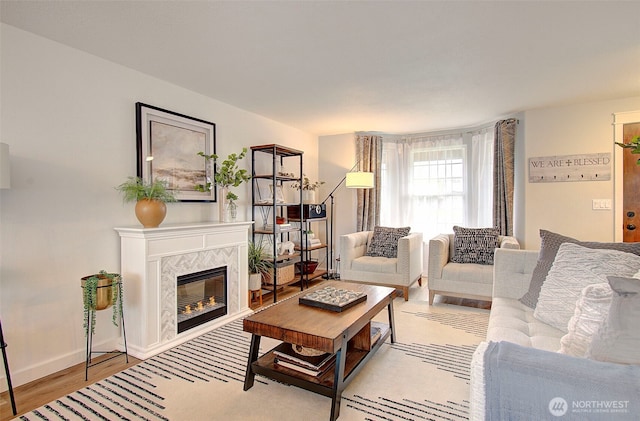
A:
[15,299,489,421]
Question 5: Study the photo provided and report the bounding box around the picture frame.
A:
[136,102,216,202]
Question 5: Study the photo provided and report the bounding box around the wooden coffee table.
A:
[243,281,396,421]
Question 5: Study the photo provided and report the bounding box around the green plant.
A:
[195,147,251,192]
[615,135,640,165]
[248,241,273,275]
[116,176,177,202]
[290,175,325,191]
[81,270,123,336]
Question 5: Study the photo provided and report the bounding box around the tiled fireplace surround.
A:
[115,222,253,359]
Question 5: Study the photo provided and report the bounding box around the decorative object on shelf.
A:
[291,175,325,203]
[116,176,177,228]
[196,148,251,222]
[322,161,375,278]
[295,259,319,275]
[278,241,295,255]
[615,135,640,164]
[81,271,123,335]
[136,102,216,202]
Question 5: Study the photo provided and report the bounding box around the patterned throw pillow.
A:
[519,229,640,309]
[365,226,411,258]
[450,226,499,265]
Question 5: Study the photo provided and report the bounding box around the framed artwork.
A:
[136,102,216,202]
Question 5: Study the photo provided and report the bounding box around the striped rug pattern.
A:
[16,301,489,421]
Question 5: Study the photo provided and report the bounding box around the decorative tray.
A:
[299,286,367,312]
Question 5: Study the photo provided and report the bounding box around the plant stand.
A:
[84,281,129,381]
[1,319,17,416]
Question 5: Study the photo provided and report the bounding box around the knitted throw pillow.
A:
[450,226,499,265]
[365,226,411,258]
[519,229,640,309]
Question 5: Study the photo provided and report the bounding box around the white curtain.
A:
[380,128,494,246]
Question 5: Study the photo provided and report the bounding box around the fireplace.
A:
[115,222,253,359]
[177,267,227,333]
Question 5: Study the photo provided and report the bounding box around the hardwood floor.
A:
[0,283,304,420]
[0,279,487,420]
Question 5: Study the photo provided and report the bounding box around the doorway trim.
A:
[613,110,640,241]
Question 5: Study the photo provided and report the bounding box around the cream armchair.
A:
[339,231,423,301]
[427,233,519,304]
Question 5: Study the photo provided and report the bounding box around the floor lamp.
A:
[0,143,16,416]
[321,165,374,279]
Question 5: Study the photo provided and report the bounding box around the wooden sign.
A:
[528,153,611,183]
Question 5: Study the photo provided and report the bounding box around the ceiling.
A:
[2,1,639,136]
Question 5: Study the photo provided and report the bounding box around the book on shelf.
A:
[263,223,293,232]
[272,342,335,371]
[371,321,384,345]
[274,357,336,376]
[293,238,321,247]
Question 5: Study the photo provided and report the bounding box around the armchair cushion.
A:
[451,226,499,265]
[365,226,411,258]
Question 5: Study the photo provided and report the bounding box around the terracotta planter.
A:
[135,199,167,228]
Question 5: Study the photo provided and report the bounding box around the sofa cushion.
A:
[559,282,612,357]
[589,275,640,365]
[486,297,563,351]
[534,243,640,333]
[519,229,640,309]
[352,256,398,274]
[365,226,410,258]
[441,262,494,285]
[451,226,499,265]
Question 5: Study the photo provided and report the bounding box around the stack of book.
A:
[264,223,292,232]
[294,238,321,247]
[273,343,336,377]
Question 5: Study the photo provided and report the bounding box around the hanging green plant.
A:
[81,271,123,336]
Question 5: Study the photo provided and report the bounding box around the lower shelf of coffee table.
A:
[251,324,390,397]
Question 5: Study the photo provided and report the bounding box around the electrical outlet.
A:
[592,199,612,210]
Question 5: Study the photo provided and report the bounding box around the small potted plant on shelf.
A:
[116,176,177,228]
[81,270,123,336]
[196,147,251,222]
[248,241,273,291]
[290,175,324,203]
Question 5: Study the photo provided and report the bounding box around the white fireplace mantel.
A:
[115,222,253,359]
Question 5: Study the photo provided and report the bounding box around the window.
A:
[380,127,493,243]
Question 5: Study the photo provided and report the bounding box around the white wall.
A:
[522,97,640,248]
[0,24,317,388]
[320,98,640,252]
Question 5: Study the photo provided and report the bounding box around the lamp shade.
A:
[345,171,374,189]
[0,143,10,189]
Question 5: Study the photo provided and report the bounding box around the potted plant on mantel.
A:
[116,176,177,228]
[196,148,251,222]
[81,270,123,336]
[290,175,325,203]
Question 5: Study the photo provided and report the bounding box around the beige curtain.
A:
[493,119,517,236]
[355,134,382,231]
